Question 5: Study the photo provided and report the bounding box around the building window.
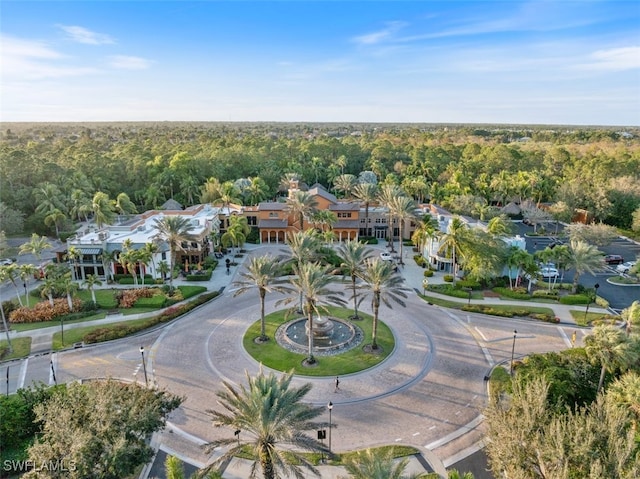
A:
[269,212,279,218]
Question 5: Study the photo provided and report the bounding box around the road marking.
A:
[425,415,485,450]
[413,432,420,436]
[395,437,402,442]
[474,327,488,341]
[557,326,572,347]
[428,425,436,430]
[18,358,28,390]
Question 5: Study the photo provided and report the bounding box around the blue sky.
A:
[1,1,639,125]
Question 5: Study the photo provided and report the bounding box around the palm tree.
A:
[391,195,417,265]
[18,233,52,261]
[157,260,170,283]
[285,190,318,231]
[278,262,345,364]
[607,371,640,420]
[353,183,378,238]
[92,191,116,228]
[66,246,81,281]
[153,216,196,290]
[203,369,328,479]
[486,214,514,237]
[447,470,475,479]
[141,242,159,283]
[40,275,58,306]
[34,182,65,219]
[336,240,373,320]
[119,241,139,287]
[44,208,67,237]
[378,184,403,251]
[339,448,420,479]
[283,230,321,313]
[411,214,439,260]
[59,274,79,312]
[622,300,640,336]
[566,239,606,293]
[437,216,470,283]
[233,255,286,341]
[115,192,138,215]
[82,274,102,305]
[585,325,638,394]
[356,258,408,350]
[100,249,117,283]
[245,176,269,205]
[506,247,532,290]
[3,263,24,306]
[0,267,13,353]
[18,264,37,307]
[333,174,358,198]
[69,189,93,222]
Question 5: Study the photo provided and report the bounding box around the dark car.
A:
[604,254,624,265]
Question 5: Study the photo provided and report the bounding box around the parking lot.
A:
[515,221,640,312]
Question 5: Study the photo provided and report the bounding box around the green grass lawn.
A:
[244,307,394,376]
[0,337,32,360]
[418,293,555,317]
[570,310,618,327]
[51,316,156,349]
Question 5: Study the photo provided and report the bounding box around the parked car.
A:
[616,261,637,274]
[380,252,393,261]
[540,267,559,279]
[0,258,13,266]
[604,254,624,265]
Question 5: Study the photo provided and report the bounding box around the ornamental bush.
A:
[9,298,83,323]
[443,274,454,282]
[492,287,531,300]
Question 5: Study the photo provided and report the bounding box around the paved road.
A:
[0,242,608,478]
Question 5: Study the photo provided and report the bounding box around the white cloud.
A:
[352,21,407,45]
[108,55,153,70]
[0,34,98,79]
[58,25,115,45]
[574,46,640,72]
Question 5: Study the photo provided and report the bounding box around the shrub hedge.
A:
[559,294,590,305]
[443,274,454,282]
[492,287,531,300]
[83,291,220,344]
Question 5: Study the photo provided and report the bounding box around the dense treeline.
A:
[1,122,639,237]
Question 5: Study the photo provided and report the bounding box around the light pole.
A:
[510,330,517,376]
[463,287,472,305]
[139,346,148,386]
[584,283,600,321]
[327,401,333,455]
[234,429,241,446]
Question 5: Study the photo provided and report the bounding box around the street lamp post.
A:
[463,287,472,305]
[510,330,517,376]
[327,401,333,455]
[139,346,148,386]
[584,283,600,321]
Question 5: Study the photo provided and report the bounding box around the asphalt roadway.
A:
[1,242,610,479]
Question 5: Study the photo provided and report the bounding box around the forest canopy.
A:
[1,122,638,237]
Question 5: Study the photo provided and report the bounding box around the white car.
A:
[540,267,559,278]
[380,252,393,261]
[616,261,637,274]
[0,258,13,266]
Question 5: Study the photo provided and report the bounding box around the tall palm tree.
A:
[585,325,638,394]
[66,245,81,281]
[607,371,640,420]
[566,239,606,293]
[356,258,408,350]
[411,214,439,260]
[622,300,640,336]
[336,240,373,320]
[0,267,13,353]
[115,192,138,215]
[506,247,532,290]
[378,184,403,251]
[82,274,102,305]
[3,263,24,306]
[278,262,345,364]
[18,233,52,261]
[353,183,378,238]
[141,242,159,283]
[233,255,286,341]
[390,195,417,265]
[18,264,37,307]
[333,174,358,198]
[100,249,117,283]
[203,369,328,479]
[285,190,318,231]
[44,208,66,238]
[437,216,470,283]
[339,448,420,479]
[92,191,116,228]
[153,216,197,290]
[245,176,270,205]
[283,230,321,313]
[59,273,79,312]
